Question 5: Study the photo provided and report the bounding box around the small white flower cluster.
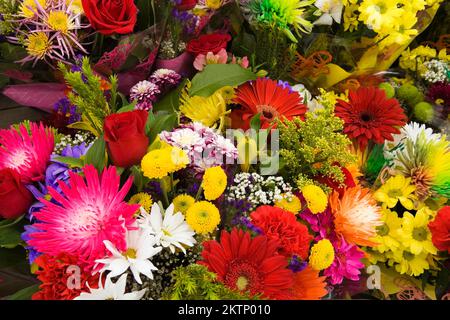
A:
[422,59,449,83]
[227,172,293,210]
[54,132,94,154]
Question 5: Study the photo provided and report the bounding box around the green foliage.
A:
[6,284,40,300]
[162,264,257,300]
[365,144,387,184]
[0,0,19,35]
[189,64,257,97]
[278,108,355,190]
[153,79,187,113]
[145,111,178,144]
[58,57,110,137]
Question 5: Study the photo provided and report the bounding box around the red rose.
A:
[428,206,450,253]
[0,168,33,219]
[177,0,197,11]
[81,0,138,35]
[187,33,231,56]
[104,110,149,168]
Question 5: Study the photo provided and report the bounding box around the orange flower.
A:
[290,266,328,300]
[330,186,382,247]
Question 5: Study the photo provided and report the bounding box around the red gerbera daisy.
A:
[250,205,313,259]
[335,87,407,149]
[200,228,294,299]
[32,253,100,300]
[231,78,307,129]
[428,206,450,254]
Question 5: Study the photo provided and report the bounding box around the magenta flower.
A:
[0,122,54,184]
[28,165,139,269]
[324,236,365,285]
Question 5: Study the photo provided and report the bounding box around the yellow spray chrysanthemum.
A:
[373,208,402,253]
[275,194,302,214]
[202,166,227,201]
[373,175,416,210]
[398,208,437,255]
[301,185,328,214]
[141,146,189,180]
[128,193,153,212]
[21,0,46,18]
[47,11,72,34]
[180,85,228,128]
[26,32,51,59]
[173,194,195,214]
[391,248,430,277]
[358,0,403,34]
[186,201,221,234]
[309,239,335,271]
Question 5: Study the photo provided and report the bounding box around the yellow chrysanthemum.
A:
[391,248,430,277]
[309,239,335,271]
[377,11,418,48]
[275,194,302,214]
[343,4,360,32]
[202,166,227,201]
[398,208,437,255]
[180,87,228,128]
[141,146,189,180]
[129,193,153,212]
[358,0,403,34]
[67,0,84,14]
[373,175,416,210]
[173,194,195,214]
[186,201,221,234]
[373,209,402,253]
[218,86,236,103]
[25,32,51,59]
[21,0,46,18]
[47,11,72,34]
[301,185,328,214]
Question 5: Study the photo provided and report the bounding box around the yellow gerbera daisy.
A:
[373,175,416,210]
[202,166,227,201]
[186,201,221,234]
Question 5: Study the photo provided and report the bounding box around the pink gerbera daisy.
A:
[29,165,138,269]
[0,122,54,183]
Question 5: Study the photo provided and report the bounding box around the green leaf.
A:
[53,156,85,169]
[84,136,107,172]
[153,79,187,113]
[6,284,40,300]
[189,64,256,97]
[146,112,178,144]
[0,225,23,248]
[249,113,261,131]
[130,165,145,192]
[116,101,137,113]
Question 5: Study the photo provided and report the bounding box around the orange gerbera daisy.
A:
[290,266,328,300]
[231,78,307,129]
[330,186,382,247]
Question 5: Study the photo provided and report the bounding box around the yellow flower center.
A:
[377,223,390,236]
[412,227,428,241]
[47,11,71,34]
[21,0,46,18]
[26,32,51,59]
[402,251,415,261]
[124,248,137,259]
[236,276,248,291]
[387,189,403,198]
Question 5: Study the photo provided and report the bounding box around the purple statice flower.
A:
[324,236,366,285]
[288,255,308,273]
[149,69,182,91]
[171,8,199,35]
[130,80,161,111]
[53,97,81,124]
[238,216,263,235]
